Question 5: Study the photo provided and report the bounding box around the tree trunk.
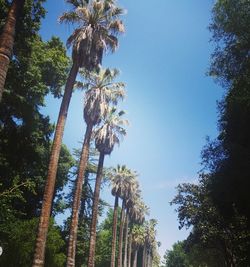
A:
[146,253,150,267]
[79,171,90,220]
[87,152,105,267]
[32,62,79,267]
[66,123,93,267]
[123,213,129,267]
[110,195,119,267]
[0,0,24,101]
[149,254,152,267]
[128,233,132,267]
[117,199,125,267]
[132,249,138,267]
[142,245,146,267]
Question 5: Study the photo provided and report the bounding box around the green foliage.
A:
[162,241,224,267]
[171,174,250,266]
[0,218,65,267]
[95,208,120,267]
[0,1,74,266]
[162,242,188,267]
[206,0,250,222]
[171,1,250,265]
[209,0,250,87]
[0,0,73,218]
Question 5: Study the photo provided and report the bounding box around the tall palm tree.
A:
[60,0,125,71]
[131,224,146,267]
[117,173,139,267]
[128,231,132,267]
[33,1,125,265]
[143,219,158,267]
[0,0,25,101]
[109,165,137,267]
[123,180,140,267]
[88,107,128,267]
[67,68,125,267]
[129,199,148,267]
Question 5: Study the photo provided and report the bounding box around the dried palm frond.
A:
[77,68,126,126]
[94,107,128,155]
[59,0,125,70]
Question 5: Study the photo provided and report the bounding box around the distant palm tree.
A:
[143,219,158,267]
[88,108,128,267]
[67,68,125,267]
[128,231,132,267]
[131,224,146,267]
[59,0,125,71]
[109,165,137,267]
[0,0,25,101]
[121,177,140,267]
[129,199,148,267]
[33,0,125,265]
[123,183,141,266]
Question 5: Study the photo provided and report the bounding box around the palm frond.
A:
[109,20,125,35]
[59,0,125,70]
[66,0,88,8]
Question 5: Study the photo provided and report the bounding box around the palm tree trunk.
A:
[110,195,119,267]
[87,152,105,267]
[128,233,132,267]
[147,253,151,267]
[132,249,138,267]
[149,254,152,267]
[146,253,149,267]
[0,0,25,101]
[142,245,146,267]
[66,123,93,267]
[117,199,125,267]
[32,62,79,267]
[123,213,129,267]
[79,171,90,220]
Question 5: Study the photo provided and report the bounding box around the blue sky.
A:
[40,0,222,259]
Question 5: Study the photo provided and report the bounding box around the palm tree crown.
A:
[94,107,128,154]
[59,0,125,70]
[79,68,125,125]
[109,165,137,199]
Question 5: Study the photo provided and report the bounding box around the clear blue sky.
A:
[40,0,222,260]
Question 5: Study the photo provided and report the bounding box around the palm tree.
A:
[88,107,128,267]
[129,199,148,267]
[144,219,158,267]
[67,68,125,267]
[33,1,125,265]
[109,165,137,267]
[59,0,125,71]
[128,231,132,267]
[117,174,139,267]
[0,0,25,101]
[131,224,146,267]
[123,180,140,267]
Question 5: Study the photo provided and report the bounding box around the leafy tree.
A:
[0,1,74,266]
[0,218,66,267]
[207,0,250,221]
[0,3,73,218]
[162,242,188,267]
[171,174,250,266]
[209,0,250,88]
[95,209,117,267]
[171,2,250,265]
